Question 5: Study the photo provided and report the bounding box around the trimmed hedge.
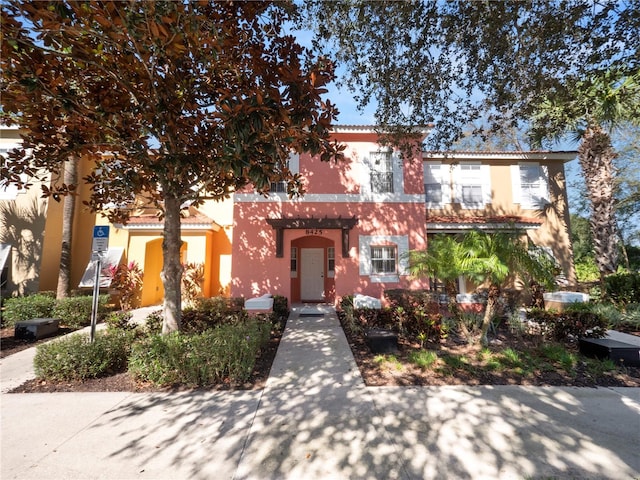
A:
[2,293,56,327]
[52,295,110,329]
[128,319,271,387]
[2,293,109,328]
[34,330,134,381]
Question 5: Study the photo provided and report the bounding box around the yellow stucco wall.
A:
[425,157,576,285]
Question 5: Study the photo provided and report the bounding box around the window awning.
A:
[78,247,124,288]
[266,216,358,258]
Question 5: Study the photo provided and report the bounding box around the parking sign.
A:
[92,226,110,253]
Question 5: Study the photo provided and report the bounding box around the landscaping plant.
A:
[108,261,143,310]
[2,293,56,327]
[52,294,109,329]
[34,330,134,381]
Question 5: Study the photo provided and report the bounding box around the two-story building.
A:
[231,125,430,303]
[230,126,576,304]
[1,126,97,298]
[2,125,576,306]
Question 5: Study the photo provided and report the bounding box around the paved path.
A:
[1,305,639,479]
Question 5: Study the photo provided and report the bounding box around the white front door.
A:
[301,248,324,301]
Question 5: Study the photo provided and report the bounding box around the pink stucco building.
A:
[231,126,576,306]
[231,126,430,304]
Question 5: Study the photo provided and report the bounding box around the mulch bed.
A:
[3,317,639,392]
[3,324,283,393]
[340,318,640,388]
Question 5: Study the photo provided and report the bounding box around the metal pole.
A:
[90,257,102,343]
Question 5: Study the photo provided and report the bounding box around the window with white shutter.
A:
[511,163,550,209]
[370,151,394,193]
[454,163,491,208]
[424,162,451,206]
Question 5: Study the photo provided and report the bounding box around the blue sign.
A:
[93,226,110,238]
[92,226,110,253]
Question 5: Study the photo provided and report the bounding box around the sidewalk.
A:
[2,305,639,479]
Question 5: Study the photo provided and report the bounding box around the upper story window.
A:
[424,162,451,207]
[270,180,288,193]
[454,163,490,208]
[370,151,394,193]
[511,163,550,209]
[425,161,491,208]
[267,152,300,195]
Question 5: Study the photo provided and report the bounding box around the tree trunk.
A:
[56,157,77,300]
[445,279,460,317]
[577,125,620,282]
[161,193,183,333]
[480,284,500,346]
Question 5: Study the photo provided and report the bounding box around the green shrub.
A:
[353,307,395,331]
[540,344,577,372]
[384,289,443,340]
[182,306,250,334]
[143,310,163,335]
[604,272,640,307]
[337,295,362,334]
[105,310,136,331]
[621,303,640,329]
[2,293,56,327]
[575,258,600,282]
[52,294,110,329]
[128,319,271,387]
[34,330,134,381]
[271,295,289,326]
[526,305,608,341]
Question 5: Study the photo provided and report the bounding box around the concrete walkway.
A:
[1,305,639,479]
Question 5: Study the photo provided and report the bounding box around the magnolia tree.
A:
[1,1,344,332]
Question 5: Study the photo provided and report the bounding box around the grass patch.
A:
[408,350,438,370]
[499,347,522,368]
[476,348,501,371]
[374,354,404,371]
[539,344,578,373]
[441,354,469,370]
[584,357,618,376]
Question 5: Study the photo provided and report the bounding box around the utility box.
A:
[14,318,60,341]
[365,328,398,354]
[579,337,640,367]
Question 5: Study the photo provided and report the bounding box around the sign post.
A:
[90,226,109,342]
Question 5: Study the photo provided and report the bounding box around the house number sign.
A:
[306,229,323,235]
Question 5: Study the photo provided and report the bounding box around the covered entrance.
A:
[266,216,358,304]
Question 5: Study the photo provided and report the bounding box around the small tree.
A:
[458,230,556,345]
[411,230,557,346]
[408,234,462,314]
[2,1,344,332]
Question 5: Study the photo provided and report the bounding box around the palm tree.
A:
[531,70,640,282]
[409,230,556,345]
[408,234,462,313]
[458,230,556,345]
